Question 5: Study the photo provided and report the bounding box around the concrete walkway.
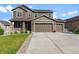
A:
[26,32,79,54]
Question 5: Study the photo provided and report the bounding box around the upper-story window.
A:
[29,14,30,16]
[49,13,51,17]
[17,12,22,17]
[28,12,31,18]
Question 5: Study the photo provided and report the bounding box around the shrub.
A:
[10,32,13,35]
[14,31,18,34]
[73,29,79,34]
[25,31,27,33]
[0,27,4,35]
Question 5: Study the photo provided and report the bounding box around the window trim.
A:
[17,12,22,17]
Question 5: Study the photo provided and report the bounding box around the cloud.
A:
[0,6,7,12]
[53,15,57,19]
[68,11,78,15]
[53,12,57,19]
[62,11,78,17]
[28,5,32,8]
[62,14,66,17]
[6,5,13,12]
[53,12,57,14]
[0,5,13,13]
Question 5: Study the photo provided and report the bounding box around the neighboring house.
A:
[10,5,64,32]
[65,16,79,31]
[0,20,10,34]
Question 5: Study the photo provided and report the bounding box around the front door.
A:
[25,21,31,31]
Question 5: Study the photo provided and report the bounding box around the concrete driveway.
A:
[26,32,79,54]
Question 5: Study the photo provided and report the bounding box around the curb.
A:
[17,33,32,54]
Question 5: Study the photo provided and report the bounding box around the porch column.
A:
[11,22,14,32]
[23,22,25,32]
[27,22,28,31]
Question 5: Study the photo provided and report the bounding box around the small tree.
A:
[0,26,4,35]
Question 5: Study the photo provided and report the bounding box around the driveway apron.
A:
[26,32,79,54]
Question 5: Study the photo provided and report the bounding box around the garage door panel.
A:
[56,24,63,32]
[35,23,53,32]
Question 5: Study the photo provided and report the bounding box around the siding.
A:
[32,16,56,32]
[65,20,79,31]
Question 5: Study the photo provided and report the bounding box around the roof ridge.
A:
[65,16,79,22]
[12,5,53,13]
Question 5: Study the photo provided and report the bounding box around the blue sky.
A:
[0,4,79,21]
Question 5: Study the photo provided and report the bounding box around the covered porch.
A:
[11,21,31,32]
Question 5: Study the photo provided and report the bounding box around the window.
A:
[35,13,37,17]
[49,13,51,17]
[17,12,22,16]
[28,13,32,18]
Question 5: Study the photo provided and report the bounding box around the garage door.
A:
[56,24,63,32]
[35,23,53,32]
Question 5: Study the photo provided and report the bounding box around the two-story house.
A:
[10,5,64,32]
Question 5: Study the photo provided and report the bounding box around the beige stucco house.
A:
[10,5,64,32]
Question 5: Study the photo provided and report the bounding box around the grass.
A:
[0,33,30,54]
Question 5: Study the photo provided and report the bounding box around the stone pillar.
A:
[23,22,25,32]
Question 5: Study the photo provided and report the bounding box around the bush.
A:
[10,32,13,35]
[73,29,79,34]
[14,31,18,34]
[25,31,27,33]
[0,27,4,35]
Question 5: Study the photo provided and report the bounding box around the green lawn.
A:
[0,33,30,54]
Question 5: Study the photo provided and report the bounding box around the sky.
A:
[0,4,79,21]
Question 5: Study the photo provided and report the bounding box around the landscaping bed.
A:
[0,33,30,54]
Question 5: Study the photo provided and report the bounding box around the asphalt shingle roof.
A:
[0,20,10,26]
[65,16,79,22]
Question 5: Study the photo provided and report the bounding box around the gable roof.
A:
[32,15,55,21]
[12,5,33,12]
[65,16,79,22]
[33,9,53,13]
[12,5,53,13]
[31,15,64,23]
[0,20,10,26]
[55,19,64,23]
